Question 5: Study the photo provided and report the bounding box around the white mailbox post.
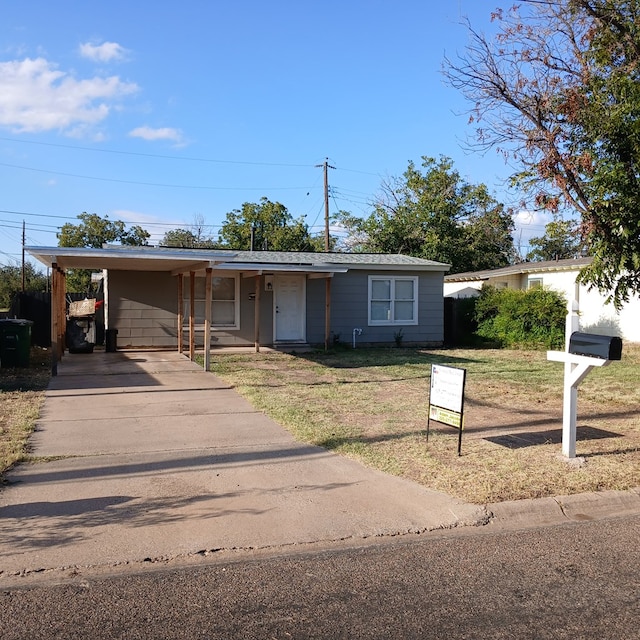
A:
[547,297,622,458]
[546,349,610,458]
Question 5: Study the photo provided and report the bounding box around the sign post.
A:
[427,364,467,455]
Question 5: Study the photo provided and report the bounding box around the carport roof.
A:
[26,245,450,273]
[26,245,238,273]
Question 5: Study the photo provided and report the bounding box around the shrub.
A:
[474,285,566,349]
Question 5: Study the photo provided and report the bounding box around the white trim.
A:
[368,275,419,326]
[183,272,240,330]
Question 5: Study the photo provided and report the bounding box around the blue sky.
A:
[0,1,551,270]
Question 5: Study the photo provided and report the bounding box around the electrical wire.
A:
[0,136,315,168]
[0,161,310,192]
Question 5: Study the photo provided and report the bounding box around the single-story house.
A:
[26,245,450,365]
[443,257,640,343]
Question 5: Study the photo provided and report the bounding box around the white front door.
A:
[274,275,306,342]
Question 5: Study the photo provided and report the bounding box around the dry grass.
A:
[2,344,637,504]
[0,348,51,479]
[209,344,640,504]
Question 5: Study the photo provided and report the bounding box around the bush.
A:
[474,285,566,349]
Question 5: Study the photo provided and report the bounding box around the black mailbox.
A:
[568,332,622,361]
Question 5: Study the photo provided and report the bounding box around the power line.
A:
[0,136,315,168]
[0,208,227,229]
[0,161,310,192]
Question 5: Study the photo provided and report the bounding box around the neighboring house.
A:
[444,257,640,343]
[27,245,450,351]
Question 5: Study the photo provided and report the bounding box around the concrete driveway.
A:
[0,350,486,578]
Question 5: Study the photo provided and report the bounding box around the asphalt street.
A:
[1,515,639,639]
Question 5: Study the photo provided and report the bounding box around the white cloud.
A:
[129,125,185,145]
[79,41,128,63]
[513,209,553,254]
[514,209,552,229]
[0,57,138,133]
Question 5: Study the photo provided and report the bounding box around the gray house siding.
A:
[108,270,177,348]
[108,268,445,349]
[311,270,444,347]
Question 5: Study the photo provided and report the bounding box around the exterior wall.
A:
[443,273,522,298]
[443,282,483,298]
[108,270,178,348]
[109,271,276,348]
[208,275,274,347]
[532,271,640,343]
[108,268,447,349]
[313,270,445,347]
[445,269,640,343]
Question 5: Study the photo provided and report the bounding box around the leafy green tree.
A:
[0,264,49,309]
[443,0,640,306]
[335,156,515,272]
[527,218,586,262]
[219,198,321,251]
[58,213,149,248]
[161,214,220,248]
[161,229,200,248]
[57,213,150,292]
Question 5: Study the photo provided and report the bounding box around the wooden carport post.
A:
[324,277,332,351]
[177,273,184,354]
[254,274,261,352]
[51,264,59,375]
[204,267,212,371]
[50,264,66,375]
[189,271,196,361]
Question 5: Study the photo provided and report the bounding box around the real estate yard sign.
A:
[428,364,467,455]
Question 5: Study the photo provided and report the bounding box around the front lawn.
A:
[208,345,640,504]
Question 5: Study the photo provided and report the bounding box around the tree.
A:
[527,217,586,261]
[58,213,150,292]
[0,264,49,309]
[335,156,516,273]
[58,213,150,248]
[161,214,219,248]
[219,198,322,251]
[443,0,640,306]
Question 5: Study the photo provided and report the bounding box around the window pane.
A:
[213,277,235,301]
[184,300,206,323]
[193,277,206,299]
[371,279,390,300]
[212,301,235,325]
[371,301,391,321]
[395,280,414,300]
[394,301,414,321]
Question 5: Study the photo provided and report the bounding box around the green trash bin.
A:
[0,319,33,368]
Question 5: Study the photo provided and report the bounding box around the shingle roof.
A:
[225,250,447,268]
[26,245,450,273]
[445,257,592,282]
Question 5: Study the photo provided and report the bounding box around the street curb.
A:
[486,487,640,530]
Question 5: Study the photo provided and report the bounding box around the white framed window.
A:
[183,274,240,330]
[528,277,543,290]
[368,276,418,326]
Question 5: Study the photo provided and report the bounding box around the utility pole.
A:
[21,220,25,292]
[316,158,335,251]
[316,158,335,352]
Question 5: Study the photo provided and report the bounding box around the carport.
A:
[26,246,343,373]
